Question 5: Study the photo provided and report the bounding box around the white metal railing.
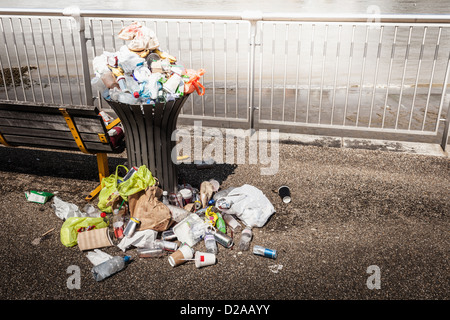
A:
[0,8,449,149]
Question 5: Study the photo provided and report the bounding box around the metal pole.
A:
[441,100,450,151]
[243,11,262,131]
[63,6,94,106]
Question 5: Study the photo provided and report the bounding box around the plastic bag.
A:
[97,165,128,213]
[60,217,109,248]
[117,45,145,74]
[118,22,159,52]
[184,68,205,96]
[221,184,275,228]
[117,229,157,252]
[86,249,113,266]
[52,196,84,220]
[117,165,157,201]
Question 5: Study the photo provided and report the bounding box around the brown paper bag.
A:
[129,186,172,232]
[200,181,214,208]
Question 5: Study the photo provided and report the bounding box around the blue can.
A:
[253,245,277,259]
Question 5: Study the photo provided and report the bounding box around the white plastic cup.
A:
[163,73,182,94]
[208,179,220,192]
[168,244,194,267]
[179,188,193,205]
[194,251,216,268]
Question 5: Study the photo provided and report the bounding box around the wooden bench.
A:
[0,99,125,201]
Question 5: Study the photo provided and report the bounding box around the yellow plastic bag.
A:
[97,165,128,213]
[117,165,157,201]
[60,217,109,248]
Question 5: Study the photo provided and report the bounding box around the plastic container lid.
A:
[124,256,131,263]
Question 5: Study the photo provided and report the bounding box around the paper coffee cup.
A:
[168,244,194,267]
[179,188,193,204]
[194,251,216,268]
[278,186,291,203]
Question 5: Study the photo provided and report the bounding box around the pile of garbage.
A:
[91,22,205,105]
[35,164,279,282]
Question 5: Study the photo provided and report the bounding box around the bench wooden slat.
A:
[4,134,115,152]
[0,126,110,144]
[0,115,105,133]
[0,100,100,117]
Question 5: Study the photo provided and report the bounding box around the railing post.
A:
[440,100,450,151]
[242,11,262,132]
[63,6,94,106]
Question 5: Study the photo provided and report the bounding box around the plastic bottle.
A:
[101,71,120,89]
[91,255,131,282]
[239,227,252,251]
[118,91,139,105]
[204,230,218,254]
[162,191,169,205]
[215,212,227,234]
[222,213,242,232]
[91,75,107,92]
[112,208,124,239]
[166,204,190,223]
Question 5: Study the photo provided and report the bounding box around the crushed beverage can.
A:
[215,198,232,210]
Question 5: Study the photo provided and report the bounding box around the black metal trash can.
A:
[105,94,190,193]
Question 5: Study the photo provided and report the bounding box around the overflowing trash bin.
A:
[91,21,205,193]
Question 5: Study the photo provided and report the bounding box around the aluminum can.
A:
[123,217,140,238]
[213,229,233,248]
[253,245,277,259]
[162,229,177,241]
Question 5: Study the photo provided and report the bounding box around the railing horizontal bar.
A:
[1,8,450,24]
[257,119,438,136]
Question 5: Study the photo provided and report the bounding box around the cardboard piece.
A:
[77,227,113,251]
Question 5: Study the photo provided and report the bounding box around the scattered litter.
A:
[117,229,158,252]
[219,184,275,228]
[86,249,113,266]
[52,196,84,220]
[25,190,53,204]
[268,264,283,273]
[31,227,55,246]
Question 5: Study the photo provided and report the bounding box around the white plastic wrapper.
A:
[51,196,84,220]
[221,184,275,228]
[117,229,158,252]
[117,45,145,74]
[86,249,113,266]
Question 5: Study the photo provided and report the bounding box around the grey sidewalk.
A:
[0,134,448,301]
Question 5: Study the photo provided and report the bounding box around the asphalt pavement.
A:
[0,136,448,315]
